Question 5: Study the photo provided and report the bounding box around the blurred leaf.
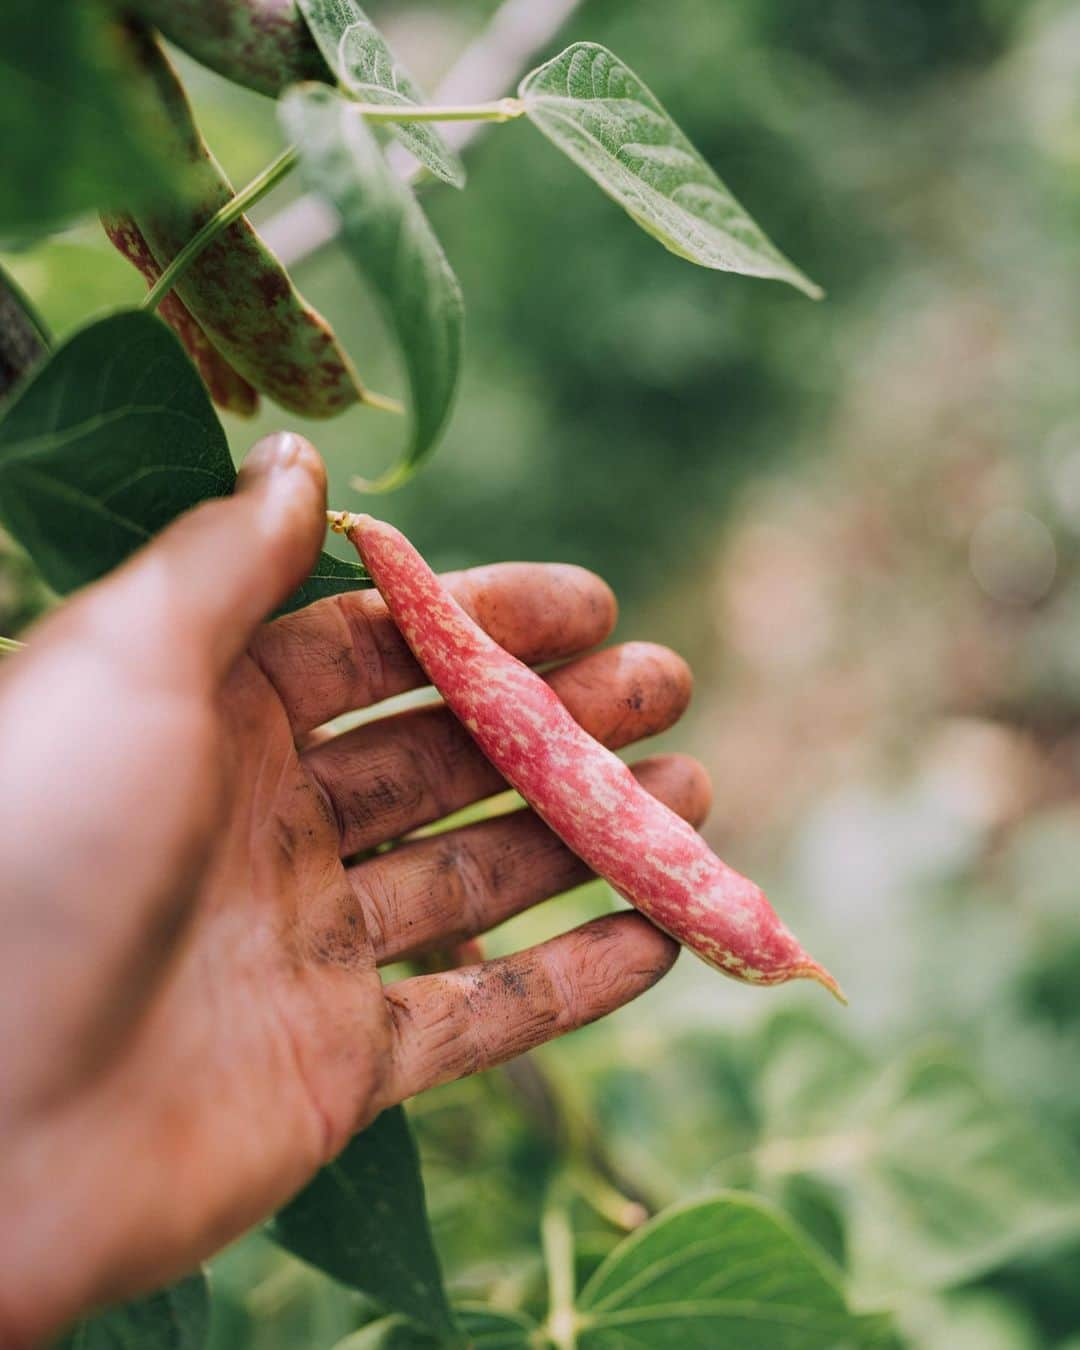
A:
[577,1193,888,1348]
[0,309,369,611]
[58,1270,209,1349]
[296,0,465,187]
[281,84,464,491]
[333,1305,538,1348]
[0,1,169,235]
[0,262,50,406]
[898,1291,1041,1350]
[844,1050,1080,1302]
[0,311,232,595]
[740,1017,1080,1302]
[519,43,822,298]
[269,1107,454,1336]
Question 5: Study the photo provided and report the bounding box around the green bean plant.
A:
[7,4,1079,1349]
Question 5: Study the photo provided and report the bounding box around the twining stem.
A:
[141,97,524,313]
[0,635,25,656]
[357,97,525,124]
[542,1185,579,1350]
[141,146,301,313]
[572,1168,648,1232]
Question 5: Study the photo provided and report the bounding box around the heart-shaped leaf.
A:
[297,0,465,188]
[577,1193,889,1349]
[520,43,822,298]
[0,309,367,611]
[270,1106,454,1337]
[0,310,234,594]
[57,1270,209,1350]
[280,84,465,491]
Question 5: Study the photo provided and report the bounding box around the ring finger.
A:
[303,641,693,857]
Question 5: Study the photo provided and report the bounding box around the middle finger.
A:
[303,641,692,856]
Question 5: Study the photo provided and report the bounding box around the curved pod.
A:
[338,512,843,1000]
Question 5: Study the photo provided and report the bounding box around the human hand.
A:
[0,434,710,1345]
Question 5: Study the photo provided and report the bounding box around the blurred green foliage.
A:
[7,0,1080,1345]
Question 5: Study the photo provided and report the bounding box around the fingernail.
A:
[242,432,308,480]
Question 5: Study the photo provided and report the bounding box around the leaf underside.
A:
[297,0,465,187]
[520,43,822,298]
[281,84,465,492]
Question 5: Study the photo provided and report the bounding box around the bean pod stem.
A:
[331,511,844,1002]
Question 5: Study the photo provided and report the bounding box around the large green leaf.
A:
[739,1015,1080,1304]
[1,262,50,406]
[844,1051,1080,1302]
[58,1270,209,1350]
[0,310,233,595]
[269,1107,454,1336]
[280,83,465,492]
[296,0,465,187]
[0,309,367,611]
[0,1,169,235]
[519,43,822,298]
[576,1194,887,1349]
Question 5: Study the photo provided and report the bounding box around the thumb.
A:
[91,432,328,684]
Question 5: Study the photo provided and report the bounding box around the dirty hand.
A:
[0,434,709,1345]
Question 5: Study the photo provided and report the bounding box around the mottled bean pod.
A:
[336,512,844,1001]
[107,26,367,418]
[103,214,258,417]
[124,0,328,98]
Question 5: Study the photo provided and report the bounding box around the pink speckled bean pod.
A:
[334,512,844,1001]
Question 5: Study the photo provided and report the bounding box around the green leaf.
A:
[519,43,822,298]
[0,310,233,595]
[280,83,465,492]
[332,1306,537,1349]
[58,1270,209,1350]
[739,1016,1080,1303]
[270,1107,454,1336]
[0,1,169,235]
[280,549,372,616]
[0,309,368,611]
[296,0,465,187]
[577,1194,887,1349]
[844,1050,1080,1302]
[1,262,50,406]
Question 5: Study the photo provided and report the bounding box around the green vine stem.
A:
[141,99,523,316]
[542,1183,579,1350]
[141,146,301,314]
[500,1056,657,1218]
[358,97,525,124]
[0,635,25,656]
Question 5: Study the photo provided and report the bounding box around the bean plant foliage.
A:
[6,3,1076,1349]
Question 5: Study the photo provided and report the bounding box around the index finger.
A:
[251,562,617,736]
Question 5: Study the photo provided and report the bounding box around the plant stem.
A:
[0,635,25,656]
[542,1186,578,1350]
[572,1168,648,1232]
[357,97,525,124]
[141,146,300,313]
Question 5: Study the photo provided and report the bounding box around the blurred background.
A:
[5,0,1080,1345]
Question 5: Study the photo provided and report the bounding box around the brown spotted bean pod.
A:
[125,0,328,98]
[122,27,366,419]
[103,213,259,418]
